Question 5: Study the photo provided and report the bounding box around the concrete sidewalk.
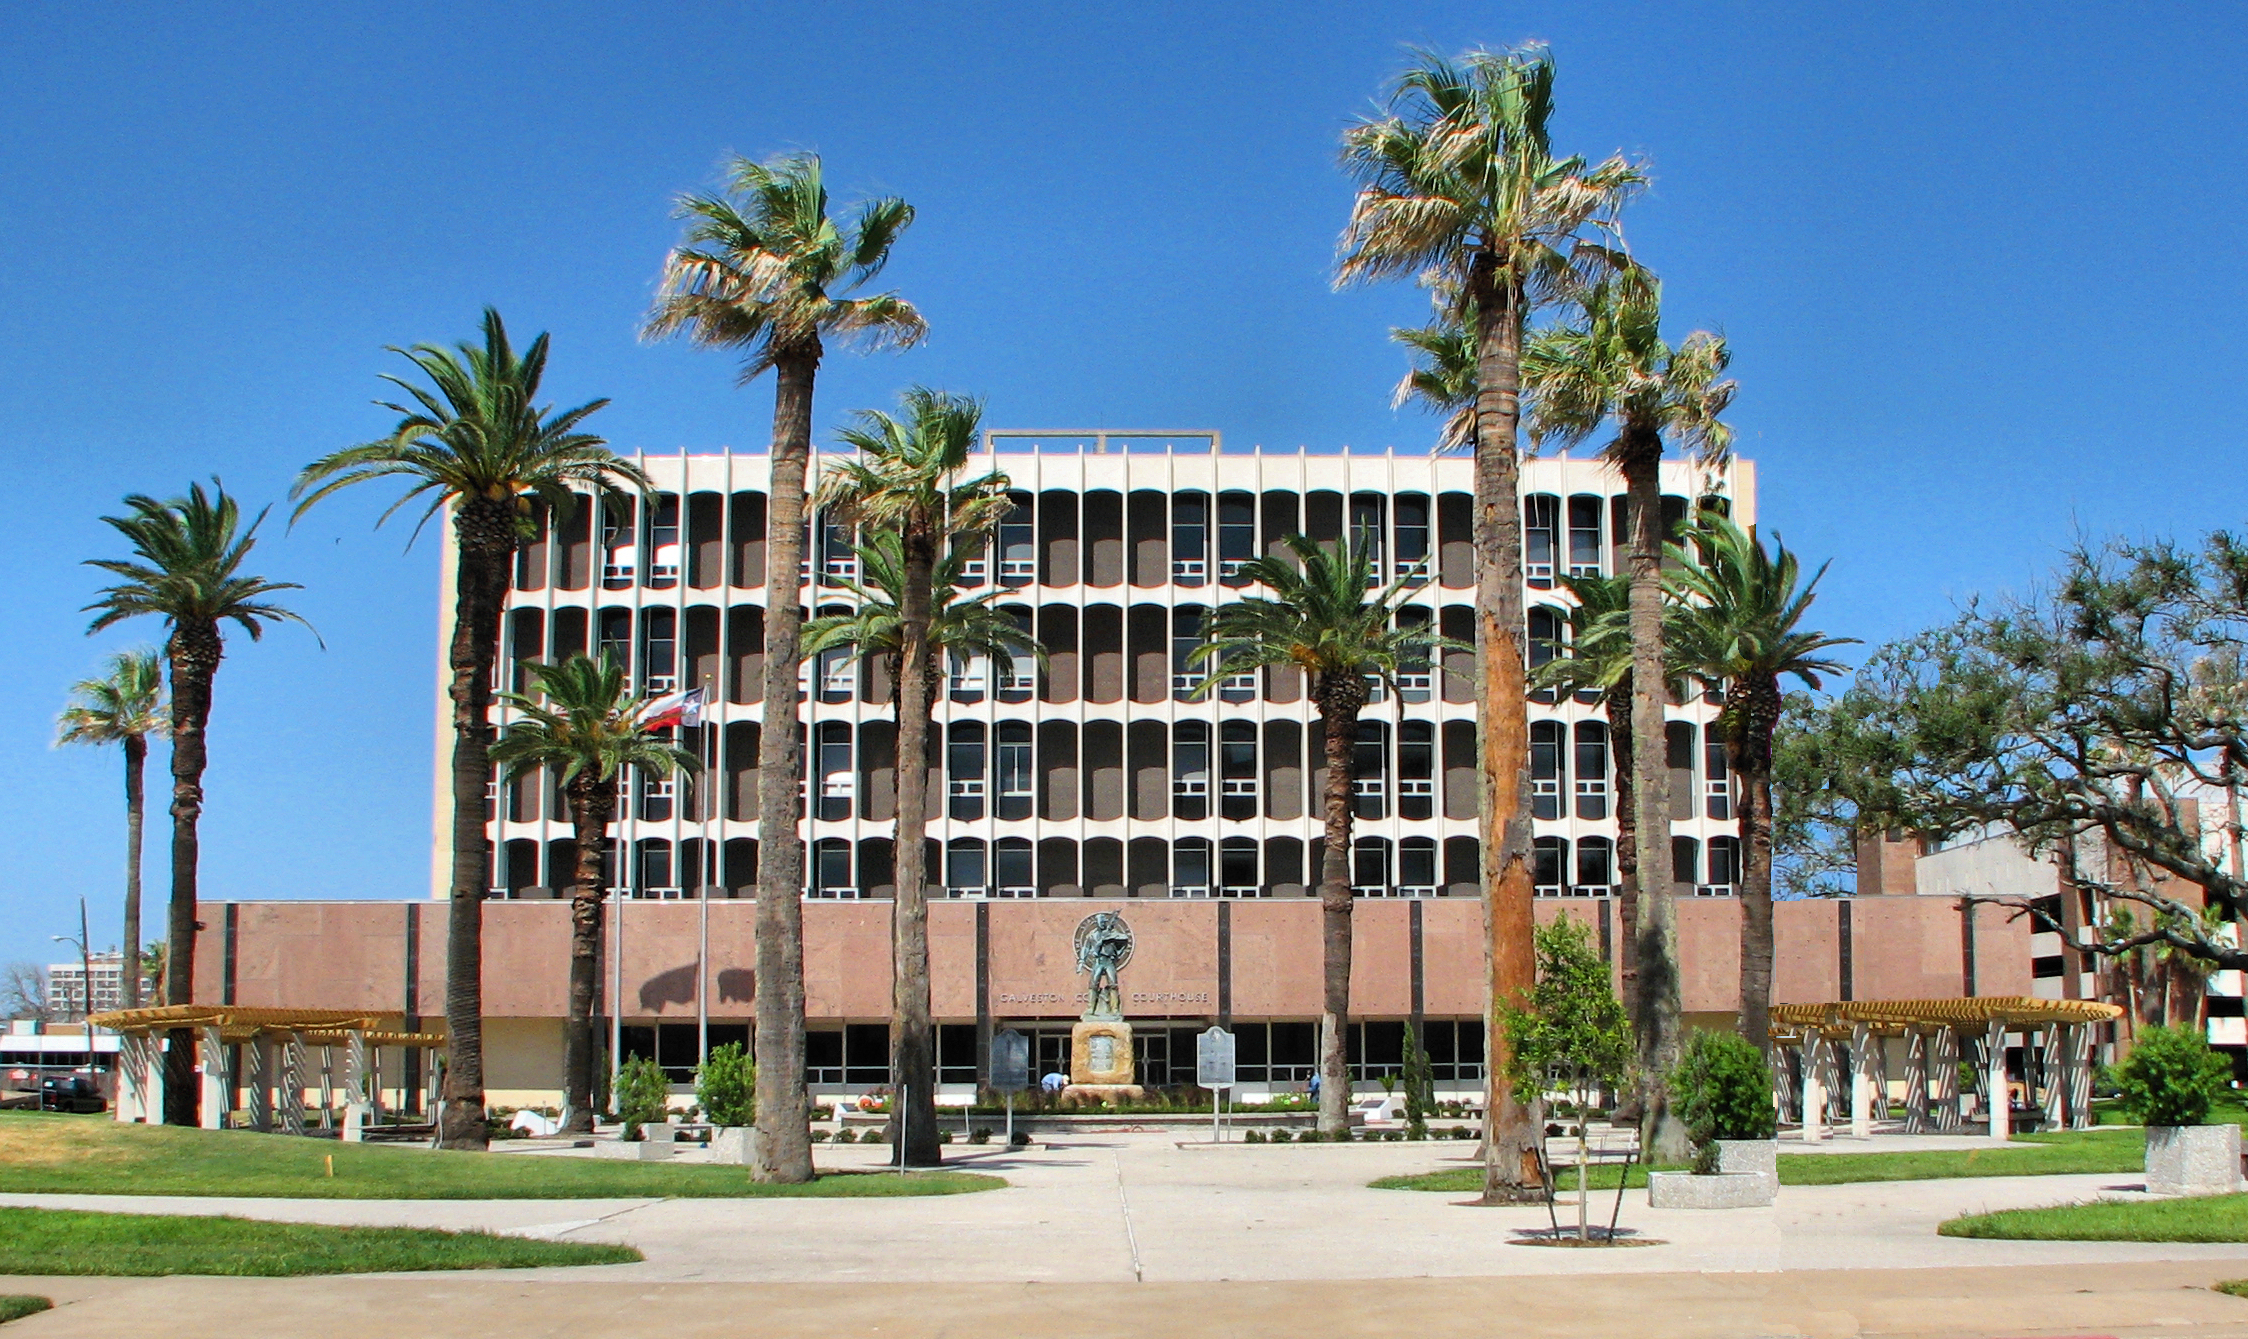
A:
[8,1262,2248,1339]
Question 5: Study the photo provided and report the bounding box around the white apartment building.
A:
[45,952,127,1022]
[450,434,1756,912]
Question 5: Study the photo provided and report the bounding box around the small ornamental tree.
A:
[1672,1029,1778,1173]
[2115,1024,2231,1128]
[614,1055,670,1138]
[1401,1025,1435,1140]
[1501,917,1631,1238]
[698,1042,757,1128]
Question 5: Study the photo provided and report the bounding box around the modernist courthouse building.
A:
[186,435,2029,1108]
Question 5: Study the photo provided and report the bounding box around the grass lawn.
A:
[0,1114,1003,1200]
[0,1297,51,1325]
[1369,1128,2145,1193]
[1942,1193,2248,1242]
[0,1206,637,1276]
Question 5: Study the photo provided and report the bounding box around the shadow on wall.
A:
[637,963,757,1011]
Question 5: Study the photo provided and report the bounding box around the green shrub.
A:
[1448,1125,1475,1140]
[2116,1025,2232,1127]
[1672,1029,1776,1171]
[1242,1129,1266,1144]
[695,1043,755,1128]
[808,1128,832,1143]
[833,1129,857,1144]
[613,1056,670,1137]
[861,1128,887,1144]
[966,1128,991,1145]
[1269,1128,1293,1143]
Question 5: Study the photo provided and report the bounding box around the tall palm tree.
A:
[294,308,634,1151]
[1529,573,1636,973]
[1338,42,1643,1197]
[85,482,308,1125]
[645,154,923,1183]
[802,540,1044,693]
[1522,273,1734,1159]
[1390,292,1478,454]
[810,388,1009,1166]
[1190,536,1457,1138]
[490,655,699,1132]
[56,650,167,1009]
[1666,515,1853,1054]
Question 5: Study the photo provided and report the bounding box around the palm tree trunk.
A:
[1620,429,1688,1160]
[1732,673,1783,1055]
[1606,691,1635,1022]
[1315,689,1361,1138]
[561,787,612,1132]
[123,734,145,1011]
[888,530,941,1166]
[753,348,817,1182]
[1470,266,1542,1201]
[439,499,516,1151]
[162,622,220,1126]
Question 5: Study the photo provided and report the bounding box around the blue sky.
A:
[3,2,2243,970]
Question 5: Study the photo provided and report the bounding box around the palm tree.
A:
[810,388,1010,1166]
[1338,42,1643,1197]
[491,655,699,1132]
[1522,273,1734,1159]
[802,541,1044,694]
[1666,515,1853,1054]
[1190,536,1457,1138]
[1390,292,1477,453]
[294,308,634,1151]
[645,153,923,1183]
[56,650,167,1009]
[85,482,308,1125]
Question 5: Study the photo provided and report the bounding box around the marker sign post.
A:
[1197,1026,1237,1143]
[991,1028,1030,1145]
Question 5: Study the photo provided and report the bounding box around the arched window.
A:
[1567,494,1603,577]
[635,838,675,897]
[1219,837,1259,896]
[992,838,1034,897]
[1706,837,1741,893]
[815,721,852,821]
[945,838,988,899]
[1172,837,1213,897]
[1351,836,1393,896]
[1533,836,1568,897]
[1171,492,1209,585]
[1219,722,1258,820]
[811,838,852,898]
[1173,721,1211,821]
[1575,836,1613,895]
[1217,491,1256,584]
[1530,721,1566,821]
[947,722,986,821]
[995,720,1034,821]
[1398,837,1438,897]
[998,492,1035,587]
[1573,721,1610,820]
[1398,721,1435,820]
[1523,495,1560,587]
[1353,720,1389,820]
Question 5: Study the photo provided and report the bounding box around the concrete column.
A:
[1802,1033,1828,1143]
[1986,1019,2010,1142]
[198,1027,227,1130]
[281,1032,308,1135]
[2039,1024,2065,1131]
[317,1045,337,1130]
[1930,1027,1962,1134]
[1902,1027,1929,1134]
[2068,1024,2095,1130]
[114,1032,148,1123]
[247,1038,273,1133]
[1849,1023,1874,1138]
[1769,1044,1795,1125]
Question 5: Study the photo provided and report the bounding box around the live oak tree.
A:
[1521,272,1734,1159]
[56,649,167,1009]
[1189,536,1458,1139]
[1665,516,1851,1054]
[295,309,633,1149]
[644,153,923,1183]
[85,482,308,1125]
[1339,42,1642,1199]
[1810,529,2248,978]
[490,654,699,1133]
[808,387,1012,1167]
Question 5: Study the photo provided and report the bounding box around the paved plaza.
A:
[7,1129,2248,1335]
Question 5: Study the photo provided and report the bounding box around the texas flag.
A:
[642,686,704,730]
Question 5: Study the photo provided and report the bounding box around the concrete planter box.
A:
[2146,1124,2245,1197]
[709,1126,760,1165]
[1648,1141,1779,1209]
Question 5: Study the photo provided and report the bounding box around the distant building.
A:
[47,953,126,1022]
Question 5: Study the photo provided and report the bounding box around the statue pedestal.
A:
[1070,1019,1134,1086]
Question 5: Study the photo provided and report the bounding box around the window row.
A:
[510,486,1723,596]
[1530,834,1742,898]
[1529,720,1736,822]
[491,833,1487,900]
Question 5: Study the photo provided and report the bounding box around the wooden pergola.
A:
[90,1005,446,1136]
[1769,997,2123,1141]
